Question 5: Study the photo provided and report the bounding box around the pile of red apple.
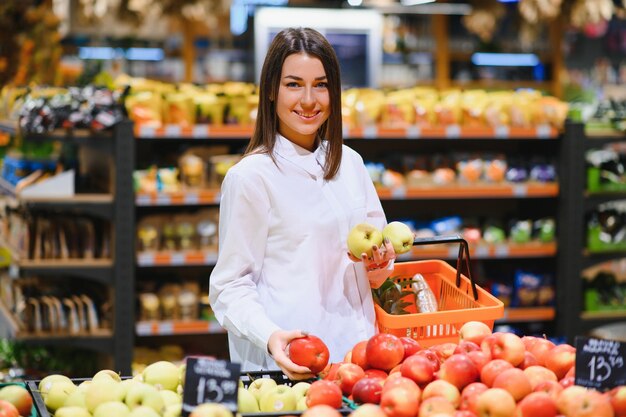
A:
[301,322,625,417]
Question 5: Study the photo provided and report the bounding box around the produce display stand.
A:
[0,382,38,417]
[375,235,504,346]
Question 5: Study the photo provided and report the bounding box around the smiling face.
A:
[276,53,331,151]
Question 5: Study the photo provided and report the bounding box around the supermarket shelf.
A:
[17,259,114,284]
[0,300,20,338]
[0,121,115,150]
[20,194,114,218]
[579,311,626,334]
[497,307,556,323]
[136,189,220,206]
[450,80,553,91]
[584,191,626,210]
[134,123,559,140]
[377,182,558,200]
[401,241,557,260]
[137,250,218,267]
[16,330,115,353]
[582,249,626,269]
[584,131,626,148]
[0,120,17,135]
[136,320,226,336]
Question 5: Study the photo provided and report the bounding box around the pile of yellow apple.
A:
[237,378,312,413]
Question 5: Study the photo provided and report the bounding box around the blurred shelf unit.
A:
[136,319,225,336]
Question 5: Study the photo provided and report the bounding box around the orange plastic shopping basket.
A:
[374,235,504,347]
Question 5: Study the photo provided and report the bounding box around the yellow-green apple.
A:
[400,354,435,386]
[559,387,613,417]
[515,391,557,417]
[476,388,516,417]
[480,332,525,367]
[289,335,330,374]
[0,400,19,417]
[438,354,480,391]
[237,387,259,413]
[120,379,141,399]
[349,403,387,417]
[163,403,182,417]
[607,385,626,417]
[292,382,312,400]
[480,359,514,387]
[414,350,441,372]
[259,385,297,412]
[189,403,233,417]
[247,378,277,402]
[523,365,557,390]
[159,390,181,407]
[53,406,90,417]
[38,375,73,399]
[544,344,576,380]
[352,377,385,404]
[76,381,91,392]
[382,222,414,254]
[421,380,460,408]
[93,401,131,417]
[93,370,122,383]
[532,380,563,401]
[466,351,491,373]
[380,384,421,417]
[459,321,492,346]
[347,223,383,259]
[178,364,186,388]
[0,385,32,416]
[129,405,163,417]
[556,385,588,416]
[44,381,77,412]
[349,341,370,370]
[302,404,343,417]
[125,383,165,413]
[306,380,342,408]
[142,361,180,391]
[400,337,422,360]
[366,333,405,372]
[297,396,308,411]
[460,382,488,414]
[62,389,86,408]
[334,363,365,396]
[418,396,455,417]
[491,368,531,401]
[84,377,125,413]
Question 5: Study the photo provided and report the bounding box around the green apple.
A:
[189,403,234,417]
[159,389,182,407]
[291,381,311,399]
[93,401,131,417]
[44,381,77,412]
[259,385,297,412]
[129,405,161,417]
[120,378,142,398]
[347,223,383,258]
[76,380,92,392]
[382,221,414,254]
[38,374,73,399]
[142,361,180,391]
[125,382,165,413]
[163,403,182,417]
[63,389,87,408]
[247,378,277,402]
[93,369,122,383]
[238,387,259,413]
[85,377,125,413]
[178,363,186,388]
[296,395,308,411]
[54,406,92,417]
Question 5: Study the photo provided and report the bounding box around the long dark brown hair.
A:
[246,27,343,181]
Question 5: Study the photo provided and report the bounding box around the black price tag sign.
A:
[575,336,626,391]
[182,357,241,417]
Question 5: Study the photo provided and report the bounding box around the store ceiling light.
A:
[471,52,540,67]
[400,0,436,5]
[348,0,364,6]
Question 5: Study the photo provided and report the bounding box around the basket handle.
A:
[412,234,479,301]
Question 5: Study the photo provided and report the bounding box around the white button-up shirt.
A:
[209,134,392,371]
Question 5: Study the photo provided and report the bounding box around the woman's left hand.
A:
[347,237,396,271]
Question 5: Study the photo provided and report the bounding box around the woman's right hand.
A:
[268,329,316,380]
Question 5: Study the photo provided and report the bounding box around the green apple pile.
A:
[238,378,312,413]
[37,360,185,417]
[347,221,414,258]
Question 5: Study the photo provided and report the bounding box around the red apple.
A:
[480,359,514,387]
[556,386,588,416]
[533,380,563,401]
[422,380,461,408]
[454,411,478,417]
[438,354,479,391]
[303,404,343,417]
[365,369,389,380]
[389,364,403,375]
[523,365,558,390]
[492,368,531,402]
[460,382,488,414]
[349,340,370,370]
[475,388,516,417]
[401,337,422,359]
[366,334,405,372]
[516,391,558,417]
[321,362,344,381]
[289,335,330,374]
[401,355,435,386]
[418,396,456,417]
[352,377,385,405]
[607,385,626,417]
[466,351,491,372]
[0,385,33,417]
[527,338,556,367]
[349,403,387,417]
[334,363,365,396]
[459,321,492,346]
[544,344,576,380]
[382,376,421,397]
[415,349,441,372]
[380,385,421,417]
[521,336,539,351]
[481,332,525,367]
[0,401,19,417]
[454,341,481,355]
[306,380,343,409]
[518,351,539,369]
[430,343,458,363]
[558,387,613,417]
[559,376,575,389]
[564,366,575,379]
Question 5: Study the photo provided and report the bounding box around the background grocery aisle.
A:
[0,0,625,378]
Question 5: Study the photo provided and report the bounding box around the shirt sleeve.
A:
[209,170,281,352]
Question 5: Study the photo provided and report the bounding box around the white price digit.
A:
[221,380,237,396]
[197,377,206,404]
[588,356,612,382]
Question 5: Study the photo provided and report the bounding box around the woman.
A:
[209,27,396,380]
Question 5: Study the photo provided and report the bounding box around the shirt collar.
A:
[274,134,326,178]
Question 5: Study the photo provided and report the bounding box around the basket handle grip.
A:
[412,235,479,301]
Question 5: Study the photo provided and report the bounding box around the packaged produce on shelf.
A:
[587,200,626,251]
[586,146,626,192]
[512,270,556,307]
[582,259,626,312]
[138,282,201,322]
